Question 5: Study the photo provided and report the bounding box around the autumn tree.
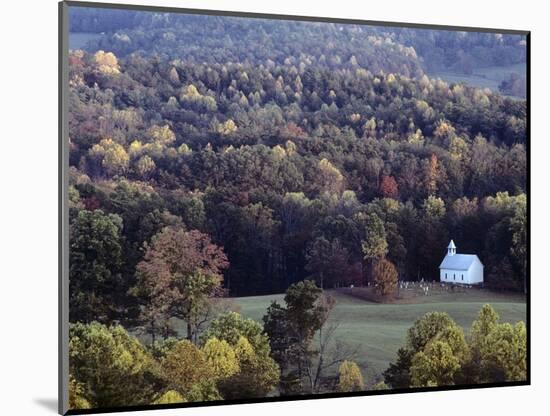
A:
[88,138,129,177]
[379,175,399,199]
[202,337,240,379]
[470,304,499,354]
[423,153,440,196]
[338,360,365,392]
[134,155,156,178]
[153,390,185,405]
[148,125,176,145]
[218,119,238,135]
[372,381,389,390]
[200,312,271,357]
[373,258,398,297]
[217,336,280,399]
[200,311,280,398]
[318,158,345,194]
[161,340,212,395]
[135,226,228,343]
[186,380,222,402]
[94,50,120,74]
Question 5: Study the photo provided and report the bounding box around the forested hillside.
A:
[68,9,527,318]
[70,7,526,76]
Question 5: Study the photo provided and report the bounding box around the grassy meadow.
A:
[172,288,526,386]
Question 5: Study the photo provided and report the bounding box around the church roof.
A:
[439,254,481,270]
[448,240,456,249]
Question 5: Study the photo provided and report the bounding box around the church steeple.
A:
[447,240,456,256]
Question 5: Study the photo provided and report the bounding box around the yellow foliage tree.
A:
[218,336,280,399]
[433,120,456,144]
[285,140,297,156]
[89,138,129,176]
[94,50,120,74]
[338,360,365,392]
[318,158,344,194]
[128,140,143,158]
[161,340,212,394]
[68,375,91,410]
[218,119,238,135]
[371,381,389,390]
[272,145,287,160]
[148,125,176,145]
[178,143,192,155]
[153,390,186,405]
[135,155,156,178]
[202,337,240,380]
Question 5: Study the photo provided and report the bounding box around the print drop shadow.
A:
[34,398,58,413]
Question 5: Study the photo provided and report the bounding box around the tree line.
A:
[69,280,526,409]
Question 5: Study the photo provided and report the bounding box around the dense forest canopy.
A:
[69,7,526,76]
[68,7,527,311]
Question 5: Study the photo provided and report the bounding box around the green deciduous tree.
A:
[385,305,525,388]
[509,199,527,294]
[69,322,162,408]
[362,213,388,260]
[410,341,460,387]
[186,380,222,402]
[385,312,463,388]
[200,312,270,357]
[69,209,125,323]
[263,281,339,394]
[371,381,389,390]
[480,322,527,382]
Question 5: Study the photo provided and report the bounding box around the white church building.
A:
[439,240,484,285]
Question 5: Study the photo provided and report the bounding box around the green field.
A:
[222,288,526,386]
[69,32,103,50]
[430,63,526,98]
